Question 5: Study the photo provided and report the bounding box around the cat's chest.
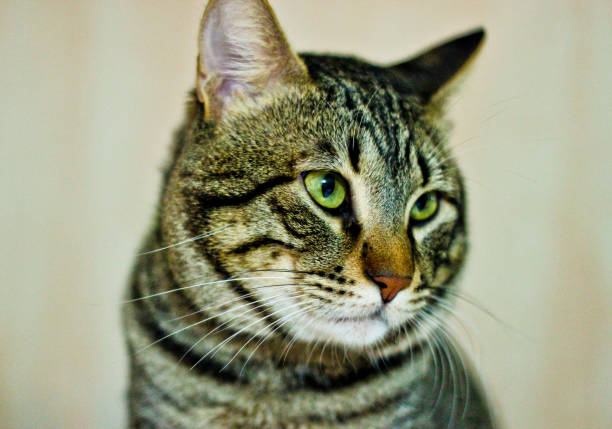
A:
[149,359,434,428]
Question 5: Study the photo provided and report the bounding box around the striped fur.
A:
[124,1,495,427]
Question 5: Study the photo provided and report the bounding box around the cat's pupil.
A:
[415,194,428,210]
[321,174,336,198]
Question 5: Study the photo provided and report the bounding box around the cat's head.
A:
[162,0,483,355]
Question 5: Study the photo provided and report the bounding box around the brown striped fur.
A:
[124,1,496,427]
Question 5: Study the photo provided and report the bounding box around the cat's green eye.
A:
[410,192,439,222]
[304,171,347,210]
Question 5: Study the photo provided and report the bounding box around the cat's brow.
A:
[347,87,379,173]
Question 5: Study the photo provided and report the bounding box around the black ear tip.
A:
[452,27,485,49]
[388,26,486,100]
[459,27,486,51]
[469,27,486,39]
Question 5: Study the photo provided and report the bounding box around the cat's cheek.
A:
[448,235,467,269]
[432,265,453,286]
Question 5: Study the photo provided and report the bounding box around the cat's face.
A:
[160,0,480,355]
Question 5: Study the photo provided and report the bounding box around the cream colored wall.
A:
[1,1,610,428]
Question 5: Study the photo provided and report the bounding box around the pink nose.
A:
[373,276,412,303]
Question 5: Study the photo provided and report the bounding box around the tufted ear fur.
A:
[196,0,308,120]
[389,28,485,103]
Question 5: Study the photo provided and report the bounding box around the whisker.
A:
[190,299,312,370]
[229,268,318,277]
[427,311,468,425]
[438,324,471,421]
[179,291,312,365]
[139,286,315,353]
[305,335,323,367]
[413,315,444,413]
[166,280,309,322]
[318,338,332,370]
[430,323,454,421]
[448,135,481,152]
[278,303,327,364]
[279,323,308,365]
[225,303,319,372]
[429,294,478,355]
[124,275,287,303]
[444,288,531,341]
[137,225,231,256]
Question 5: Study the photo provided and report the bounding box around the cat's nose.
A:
[372,275,412,303]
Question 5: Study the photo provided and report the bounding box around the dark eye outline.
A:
[409,191,440,225]
[300,171,352,216]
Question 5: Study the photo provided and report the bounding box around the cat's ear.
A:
[196,0,308,120]
[389,28,485,103]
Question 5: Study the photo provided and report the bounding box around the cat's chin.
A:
[296,312,389,348]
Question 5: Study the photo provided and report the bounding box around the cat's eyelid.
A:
[420,174,461,197]
[407,185,458,213]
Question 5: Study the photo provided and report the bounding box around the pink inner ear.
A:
[202,7,255,100]
[203,11,233,78]
[198,0,306,118]
[216,78,245,100]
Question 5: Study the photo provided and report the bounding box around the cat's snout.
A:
[362,231,415,303]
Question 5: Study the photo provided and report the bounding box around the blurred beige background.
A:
[1,0,610,428]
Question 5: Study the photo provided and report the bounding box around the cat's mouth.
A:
[279,304,386,348]
[327,308,384,324]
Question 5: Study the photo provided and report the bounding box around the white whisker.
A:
[137,225,231,255]
[190,298,311,370]
[224,304,318,371]
[124,276,287,303]
[278,309,317,364]
[179,291,311,365]
[429,294,478,355]
[445,288,530,340]
[139,292,282,353]
[166,280,310,322]
[427,312,464,426]
[438,323,470,420]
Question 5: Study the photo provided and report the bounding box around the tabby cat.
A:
[124,0,496,427]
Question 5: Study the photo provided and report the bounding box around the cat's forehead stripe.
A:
[348,136,360,173]
[417,150,431,185]
[301,56,419,182]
